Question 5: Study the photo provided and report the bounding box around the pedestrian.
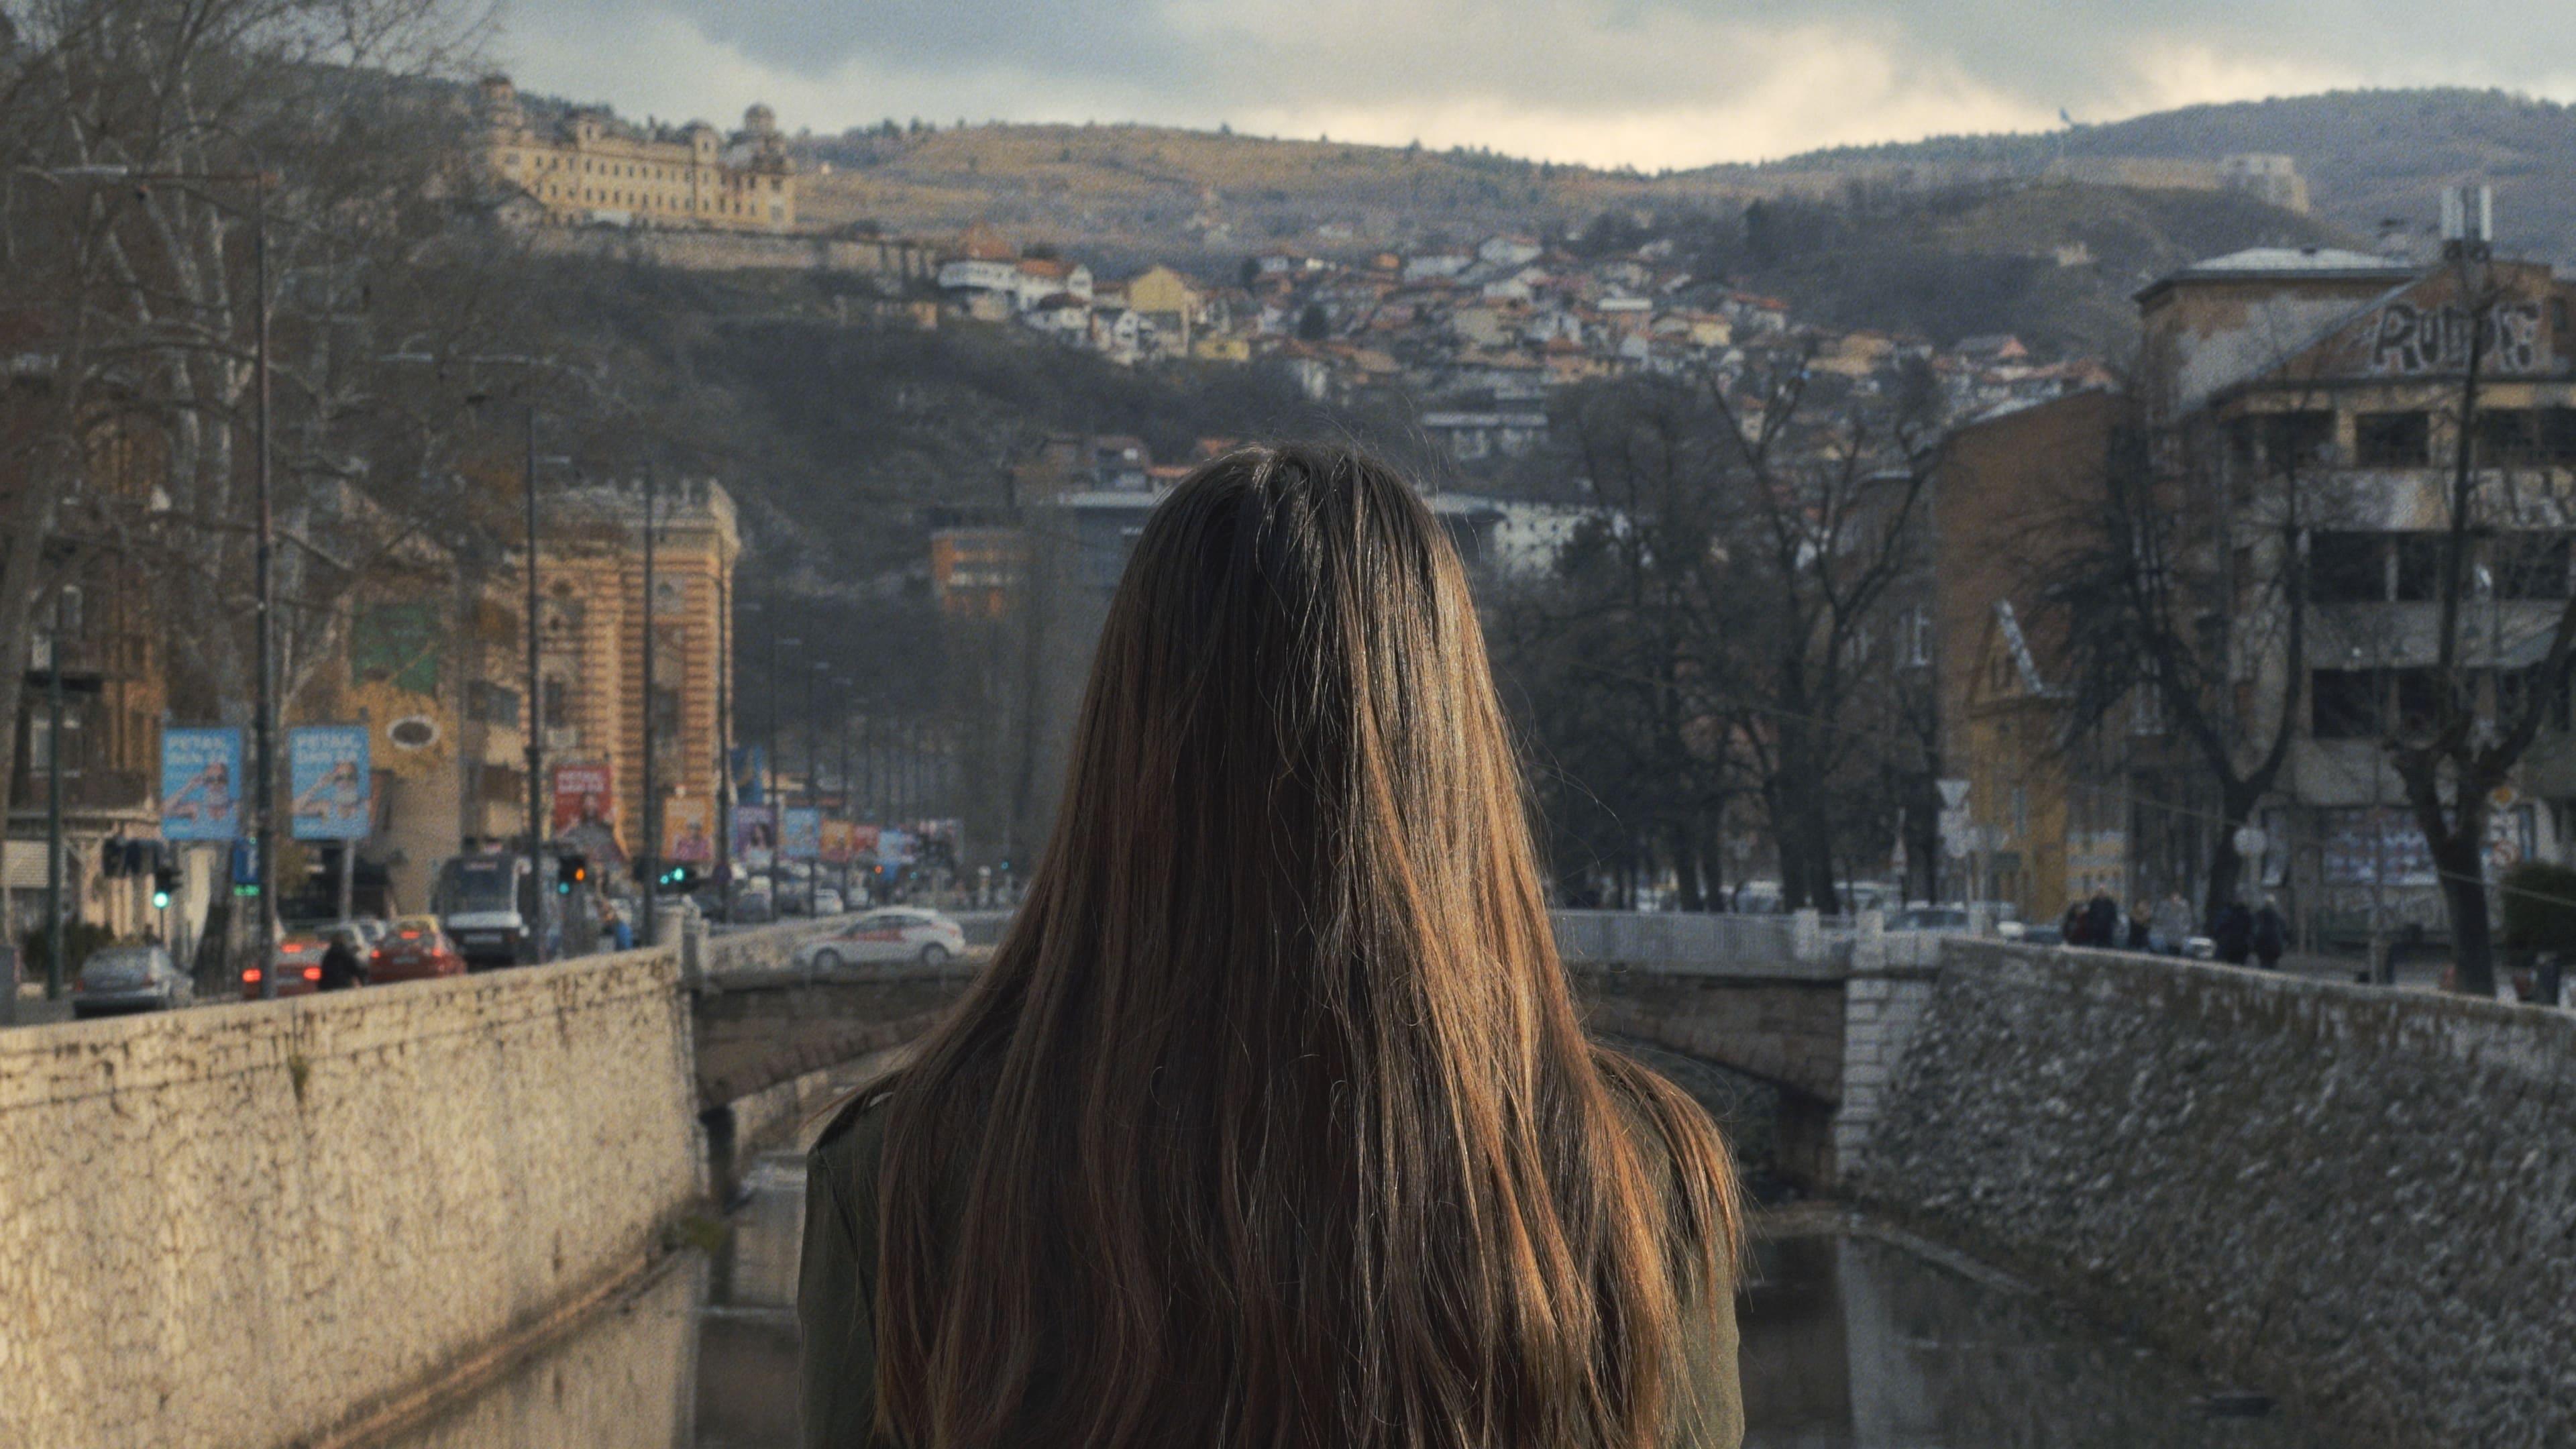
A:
[2152,891,2194,956]
[317,928,365,991]
[2061,898,2090,947]
[2127,898,2155,952]
[2213,899,2254,965]
[798,444,1745,1449]
[2253,896,2288,971]
[2084,887,2120,950]
[603,900,634,953]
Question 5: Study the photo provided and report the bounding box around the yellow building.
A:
[478,74,798,233]
[1960,600,2125,927]
[535,479,741,861]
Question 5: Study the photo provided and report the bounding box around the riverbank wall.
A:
[1860,940,2576,1448]
[0,948,705,1449]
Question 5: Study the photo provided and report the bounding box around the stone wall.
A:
[1575,968,1847,1103]
[0,949,706,1449]
[1863,941,2576,1449]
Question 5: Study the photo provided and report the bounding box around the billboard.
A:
[663,796,714,863]
[849,824,881,857]
[551,763,616,837]
[875,828,915,866]
[782,806,822,861]
[819,818,854,865]
[161,728,243,841]
[288,725,372,841]
[733,804,775,870]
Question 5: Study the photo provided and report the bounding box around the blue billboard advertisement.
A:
[289,724,372,841]
[781,806,822,861]
[161,728,243,841]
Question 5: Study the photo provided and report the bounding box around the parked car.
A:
[1890,906,1972,934]
[72,943,193,1017]
[792,908,967,970]
[370,915,467,983]
[811,887,845,916]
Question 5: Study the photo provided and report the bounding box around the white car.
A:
[794,908,967,969]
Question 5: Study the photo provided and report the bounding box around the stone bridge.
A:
[689,909,1925,1189]
[9,914,2566,1449]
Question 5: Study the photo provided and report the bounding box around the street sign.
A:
[1937,777,1971,809]
[2232,824,2267,858]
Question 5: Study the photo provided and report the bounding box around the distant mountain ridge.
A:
[1702,89,2576,265]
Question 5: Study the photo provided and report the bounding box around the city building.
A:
[534,478,741,867]
[476,74,798,233]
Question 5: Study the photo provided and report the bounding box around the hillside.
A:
[1710,89,2576,265]
[792,121,1752,274]
[1678,182,2355,358]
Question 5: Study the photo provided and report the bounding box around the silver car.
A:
[793,908,967,970]
[72,944,193,1017]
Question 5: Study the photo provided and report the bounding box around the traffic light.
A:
[556,854,589,896]
[152,863,176,911]
[656,863,700,893]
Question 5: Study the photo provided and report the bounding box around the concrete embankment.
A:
[0,949,704,1449]
[1860,940,2576,1449]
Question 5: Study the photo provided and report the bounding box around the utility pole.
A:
[771,630,797,905]
[43,590,63,998]
[524,401,545,957]
[717,572,735,924]
[252,172,278,998]
[640,467,660,947]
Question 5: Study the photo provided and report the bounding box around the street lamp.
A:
[52,164,282,994]
[771,633,798,904]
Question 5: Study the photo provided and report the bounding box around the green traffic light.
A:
[152,890,171,910]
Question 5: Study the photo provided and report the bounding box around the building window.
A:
[543,677,574,730]
[2393,533,2445,602]
[2476,409,2544,465]
[2255,411,2334,472]
[2312,669,2383,740]
[2308,532,2385,603]
[651,686,682,749]
[28,710,83,772]
[2355,411,2430,468]
[2394,667,2449,733]
[1904,607,1933,667]
[2496,534,2573,600]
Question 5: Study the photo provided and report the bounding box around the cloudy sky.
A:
[498,1,2576,168]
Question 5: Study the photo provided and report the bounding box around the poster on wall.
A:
[819,818,854,865]
[733,804,776,871]
[551,763,616,837]
[160,728,242,841]
[663,796,714,864]
[288,725,372,841]
[781,807,822,861]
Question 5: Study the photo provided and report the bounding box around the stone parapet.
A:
[1861,939,2576,1449]
[0,949,704,1449]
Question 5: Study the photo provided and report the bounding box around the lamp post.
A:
[771,632,798,906]
[716,572,735,924]
[640,466,661,947]
[42,590,62,998]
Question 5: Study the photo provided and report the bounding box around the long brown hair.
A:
[870,443,1739,1448]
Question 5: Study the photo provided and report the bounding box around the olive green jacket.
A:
[798,1097,1742,1448]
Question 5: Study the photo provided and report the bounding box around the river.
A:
[384,1142,2328,1449]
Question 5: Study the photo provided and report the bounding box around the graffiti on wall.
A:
[2370,299,2544,376]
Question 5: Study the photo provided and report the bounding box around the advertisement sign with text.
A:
[733,804,775,871]
[288,725,372,841]
[782,806,822,861]
[663,796,714,863]
[551,762,616,837]
[819,818,854,864]
[160,728,243,841]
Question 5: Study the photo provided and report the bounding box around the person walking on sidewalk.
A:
[2253,896,2288,971]
[2151,892,2194,955]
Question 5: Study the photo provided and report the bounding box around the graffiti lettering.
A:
[2371,300,2544,375]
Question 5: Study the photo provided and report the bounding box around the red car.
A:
[370,916,466,983]
[240,929,327,998]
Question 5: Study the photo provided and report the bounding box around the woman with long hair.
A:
[800,443,1743,1448]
